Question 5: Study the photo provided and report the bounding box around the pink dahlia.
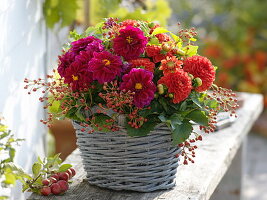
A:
[88,51,123,84]
[64,60,93,91]
[120,68,156,108]
[71,36,102,54]
[158,70,192,104]
[113,26,148,60]
[183,55,215,92]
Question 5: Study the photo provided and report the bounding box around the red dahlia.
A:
[129,58,155,72]
[158,70,192,103]
[159,56,183,74]
[183,55,215,92]
[145,45,172,63]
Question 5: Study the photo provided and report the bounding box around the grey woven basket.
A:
[73,121,181,192]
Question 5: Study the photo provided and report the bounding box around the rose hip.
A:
[66,169,72,178]
[40,186,51,196]
[51,183,61,195]
[51,174,59,181]
[42,179,50,186]
[49,177,57,184]
[58,180,69,192]
[70,168,76,177]
[58,172,69,181]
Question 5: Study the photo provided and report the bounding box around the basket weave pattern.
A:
[73,122,181,192]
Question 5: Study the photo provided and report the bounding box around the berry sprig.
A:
[22,154,76,196]
[200,85,239,133]
[177,133,202,165]
[40,168,76,196]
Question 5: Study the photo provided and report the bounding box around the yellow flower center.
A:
[72,75,79,81]
[126,36,133,43]
[167,61,175,69]
[103,59,111,66]
[135,83,143,90]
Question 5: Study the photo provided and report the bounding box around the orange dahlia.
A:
[158,70,192,103]
[183,55,215,92]
[159,56,183,74]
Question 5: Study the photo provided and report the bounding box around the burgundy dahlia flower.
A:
[70,36,102,54]
[183,55,215,92]
[88,51,123,84]
[64,60,93,91]
[57,51,76,77]
[113,26,148,60]
[58,37,104,78]
[120,68,156,108]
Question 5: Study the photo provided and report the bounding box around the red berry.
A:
[58,180,69,192]
[70,168,76,177]
[49,177,57,183]
[42,179,50,186]
[40,186,51,196]
[51,174,59,180]
[66,169,72,179]
[58,172,69,181]
[51,183,61,195]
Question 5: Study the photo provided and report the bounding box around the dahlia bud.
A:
[168,93,174,98]
[174,48,185,56]
[162,43,171,52]
[148,22,155,28]
[194,77,202,87]
[188,74,194,80]
[157,84,164,94]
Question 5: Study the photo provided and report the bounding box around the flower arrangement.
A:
[24,18,238,164]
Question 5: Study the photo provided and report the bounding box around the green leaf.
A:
[170,32,180,42]
[159,98,168,112]
[8,148,15,162]
[169,113,183,129]
[186,110,209,126]
[184,45,198,56]
[149,37,160,45]
[158,115,167,122]
[37,156,44,164]
[0,131,8,139]
[180,100,188,111]
[92,114,113,132]
[151,27,170,35]
[4,163,31,180]
[75,107,85,121]
[32,162,42,177]
[58,164,72,172]
[4,173,16,185]
[172,121,193,145]
[126,119,157,137]
[190,92,203,108]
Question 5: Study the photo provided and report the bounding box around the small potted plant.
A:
[25,18,238,192]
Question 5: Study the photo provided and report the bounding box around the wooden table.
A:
[28,93,263,200]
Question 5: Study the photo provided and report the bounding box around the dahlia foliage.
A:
[25,18,238,164]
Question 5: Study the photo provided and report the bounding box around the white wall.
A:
[0,0,47,199]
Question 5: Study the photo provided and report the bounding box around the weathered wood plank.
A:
[28,93,263,200]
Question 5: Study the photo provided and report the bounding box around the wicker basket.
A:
[73,121,180,192]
